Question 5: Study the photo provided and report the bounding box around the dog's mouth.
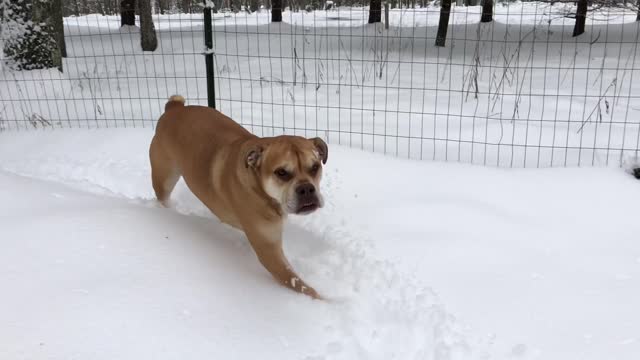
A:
[295,201,319,215]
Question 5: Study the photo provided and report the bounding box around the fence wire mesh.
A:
[1,2,639,168]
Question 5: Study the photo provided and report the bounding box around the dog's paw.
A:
[302,286,323,300]
[157,198,177,208]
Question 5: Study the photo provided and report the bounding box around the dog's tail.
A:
[165,95,185,112]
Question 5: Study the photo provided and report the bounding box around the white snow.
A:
[59,5,640,29]
[2,4,640,358]
[1,129,640,360]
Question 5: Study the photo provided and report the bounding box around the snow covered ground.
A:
[1,129,640,360]
[2,5,639,167]
[2,4,640,358]
[61,4,640,29]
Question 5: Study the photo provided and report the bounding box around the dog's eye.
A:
[274,168,292,181]
[310,163,320,175]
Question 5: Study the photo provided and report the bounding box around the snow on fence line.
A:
[1,4,639,168]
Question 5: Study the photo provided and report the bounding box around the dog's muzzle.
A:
[294,182,320,214]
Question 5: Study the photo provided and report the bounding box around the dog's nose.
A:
[296,183,316,196]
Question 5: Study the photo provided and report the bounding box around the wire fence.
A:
[1,2,639,168]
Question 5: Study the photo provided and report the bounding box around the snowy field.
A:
[1,129,640,360]
[2,6,640,358]
[1,4,639,167]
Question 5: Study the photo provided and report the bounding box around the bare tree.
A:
[573,0,587,36]
[249,0,259,12]
[481,0,493,23]
[72,0,80,16]
[272,0,282,21]
[138,0,158,51]
[156,0,170,14]
[52,0,67,58]
[291,0,300,12]
[121,0,136,25]
[229,0,238,11]
[181,0,192,12]
[368,0,381,23]
[435,0,451,46]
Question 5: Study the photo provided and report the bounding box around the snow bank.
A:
[1,128,639,359]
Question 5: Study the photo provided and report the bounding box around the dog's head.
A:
[245,136,328,215]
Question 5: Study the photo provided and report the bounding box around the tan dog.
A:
[149,95,327,299]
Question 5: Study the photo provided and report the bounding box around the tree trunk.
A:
[37,0,63,72]
[435,0,451,47]
[138,0,158,51]
[637,0,639,21]
[181,0,191,13]
[249,0,259,12]
[121,0,136,26]
[98,1,106,15]
[368,0,381,23]
[109,0,118,15]
[272,0,282,21]
[52,0,67,58]
[480,0,493,23]
[73,0,80,16]
[573,0,587,37]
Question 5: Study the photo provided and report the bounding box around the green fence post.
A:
[203,1,216,109]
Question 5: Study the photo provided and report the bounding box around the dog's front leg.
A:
[256,243,322,299]
[245,223,321,300]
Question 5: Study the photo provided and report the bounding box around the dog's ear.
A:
[245,145,264,169]
[311,137,328,164]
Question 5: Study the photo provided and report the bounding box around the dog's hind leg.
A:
[150,137,181,206]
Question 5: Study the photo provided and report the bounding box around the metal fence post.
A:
[203,1,216,109]
[384,2,389,30]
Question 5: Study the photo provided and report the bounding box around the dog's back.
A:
[151,95,253,207]
[156,96,253,149]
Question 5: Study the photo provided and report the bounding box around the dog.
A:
[149,95,328,299]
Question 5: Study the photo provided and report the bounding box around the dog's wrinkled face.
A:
[246,136,327,215]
